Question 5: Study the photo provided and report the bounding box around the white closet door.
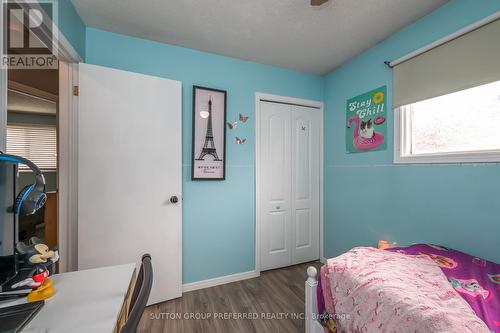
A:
[291,105,320,264]
[259,101,320,271]
[78,63,182,304]
[259,101,292,270]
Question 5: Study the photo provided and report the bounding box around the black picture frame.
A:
[191,86,227,180]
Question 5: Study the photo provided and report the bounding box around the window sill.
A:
[394,151,500,164]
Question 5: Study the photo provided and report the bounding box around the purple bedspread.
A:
[387,244,500,333]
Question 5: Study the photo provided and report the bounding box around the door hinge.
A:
[73,86,79,96]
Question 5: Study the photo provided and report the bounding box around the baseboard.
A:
[320,256,327,264]
[182,270,260,293]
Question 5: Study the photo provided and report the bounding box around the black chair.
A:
[120,254,153,333]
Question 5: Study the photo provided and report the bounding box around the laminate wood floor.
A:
[138,261,322,333]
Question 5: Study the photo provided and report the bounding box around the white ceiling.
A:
[72,0,448,75]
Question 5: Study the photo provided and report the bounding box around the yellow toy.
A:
[27,279,55,302]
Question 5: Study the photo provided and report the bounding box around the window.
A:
[392,17,500,164]
[6,124,57,171]
[395,80,500,163]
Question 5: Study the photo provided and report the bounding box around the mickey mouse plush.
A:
[12,237,59,289]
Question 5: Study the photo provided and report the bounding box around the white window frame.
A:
[394,106,500,164]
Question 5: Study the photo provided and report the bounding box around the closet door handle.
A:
[170,196,179,204]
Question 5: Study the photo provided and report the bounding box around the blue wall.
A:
[56,0,85,58]
[85,28,324,283]
[323,0,500,263]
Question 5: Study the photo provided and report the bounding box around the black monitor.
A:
[0,163,18,290]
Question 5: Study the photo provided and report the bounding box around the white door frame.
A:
[56,35,81,273]
[58,60,79,272]
[255,92,324,273]
[0,3,7,152]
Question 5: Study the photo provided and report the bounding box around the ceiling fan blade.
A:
[311,0,328,6]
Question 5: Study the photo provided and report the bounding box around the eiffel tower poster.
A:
[192,86,227,180]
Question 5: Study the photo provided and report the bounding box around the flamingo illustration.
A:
[347,115,385,151]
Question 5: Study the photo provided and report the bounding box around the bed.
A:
[305,244,500,333]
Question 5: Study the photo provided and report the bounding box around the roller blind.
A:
[393,18,500,108]
[6,124,57,171]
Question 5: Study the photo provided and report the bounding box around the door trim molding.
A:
[182,270,260,293]
[58,61,79,272]
[254,92,324,274]
[0,2,6,152]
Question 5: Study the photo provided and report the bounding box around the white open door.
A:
[77,63,182,304]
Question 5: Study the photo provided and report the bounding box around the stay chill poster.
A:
[346,86,387,153]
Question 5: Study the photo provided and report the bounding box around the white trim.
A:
[394,106,500,164]
[255,95,261,274]
[254,93,261,272]
[320,256,327,264]
[182,270,260,293]
[255,92,324,274]
[0,2,6,152]
[387,11,500,67]
[393,106,404,163]
[256,92,324,109]
[319,104,324,262]
[57,61,79,272]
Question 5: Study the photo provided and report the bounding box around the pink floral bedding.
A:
[320,247,490,333]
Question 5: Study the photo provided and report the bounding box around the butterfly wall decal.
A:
[235,137,246,144]
[239,114,249,122]
[227,122,238,130]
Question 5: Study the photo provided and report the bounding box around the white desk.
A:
[19,263,136,333]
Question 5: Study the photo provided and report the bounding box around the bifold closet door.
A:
[291,105,320,264]
[259,102,292,271]
[259,101,320,271]
[78,63,182,305]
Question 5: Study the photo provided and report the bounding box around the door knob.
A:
[170,196,179,204]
